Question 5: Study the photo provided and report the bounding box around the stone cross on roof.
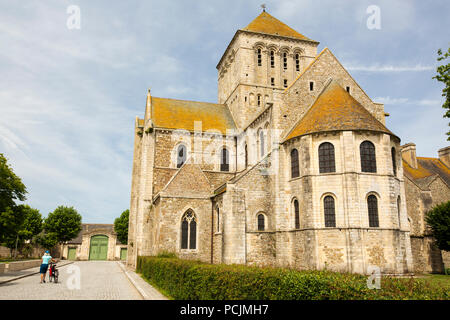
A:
[261,4,266,12]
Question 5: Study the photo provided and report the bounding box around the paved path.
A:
[0,261,145,300]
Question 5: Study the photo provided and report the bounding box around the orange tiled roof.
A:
[150,97,236,134]
[403,157,450,187]
[242,11,315,42]
[284,80,395,142]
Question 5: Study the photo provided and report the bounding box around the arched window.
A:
[177,144,187,168]
[257,48,262,66]
[291,148,299,178]
[295,53,300,71]
[324,196,336,227]
[259,130,265,158]
[397,196,401,229]
[391,147,397,176]
[283,52,287,70]
[318,142,335,173]
[270,51,274,68]
[294,199,300,229]
[257,214,265,231]
[220,148,229,172]
[360,141,376,173]
[181,210,197,249]
[367,195,379,227]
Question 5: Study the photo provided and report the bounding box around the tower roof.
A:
[284,80,396,142]
[242,11,315,42]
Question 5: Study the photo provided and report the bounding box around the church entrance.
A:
[89,235,109,260]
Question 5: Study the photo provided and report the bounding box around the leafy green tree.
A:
[0,154,26,213]
[0,205,43,256]
[34,231,58,250]
[0,206,26,255]
[0,153,27,242]
[425,201,450,251]
[18,205,43,241]
[44,206,82,244]
[433,47,450,140]
[114,209,129,244]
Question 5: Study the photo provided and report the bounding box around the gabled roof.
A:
[242,11,315,42]
[160,156,213,198]
[402,157,450,189]
[151,97,237,134]
[284,80,395,142]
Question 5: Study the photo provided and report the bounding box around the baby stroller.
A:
[48,261,59,283]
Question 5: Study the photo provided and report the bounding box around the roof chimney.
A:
[401,143,418,169]
[438,146,450,168]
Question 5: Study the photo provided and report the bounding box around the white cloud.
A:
[374,96,441,106]
[345,64,434,72]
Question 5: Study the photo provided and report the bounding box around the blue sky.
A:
[0,0,449,223]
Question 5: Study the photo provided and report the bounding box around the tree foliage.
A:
[425,201,450,251]
[34,231,58,250]
[114,209,129,244]
[432,47,450,140]
[44,206,82,244]
[0,153,26,213]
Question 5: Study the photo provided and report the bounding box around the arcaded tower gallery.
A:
[128,11,450,275]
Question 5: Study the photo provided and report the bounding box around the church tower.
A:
[216,11,319,128]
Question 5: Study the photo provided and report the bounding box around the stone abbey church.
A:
[127,11,450,275]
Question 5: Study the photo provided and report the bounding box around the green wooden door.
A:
[68,248,77,260]
[120,248,128,260]
[89,235,109,260]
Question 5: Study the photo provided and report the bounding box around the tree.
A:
[34,232,58,250]
[432,47,450,140]
[0,153,27,214]
[0,205,43,257]
[18,205,43,242]
[114,209,129,244]
[425,201,450,252]
[0,154,27,243]
[0,206,25,256]
[44,206,82,244]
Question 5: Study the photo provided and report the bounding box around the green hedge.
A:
[136,256,449,300]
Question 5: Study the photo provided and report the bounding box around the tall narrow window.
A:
[181,210,197,249]
[216,207,220,232]
[397,196,401,229]
[309,81,314,91]
[294,199,300,229]
[257,214,265,231]
[295,53,300,71]
[346,86,350,93]
[283,52,287,69]
[257,48,262,66]
[367,195,379,227]
[220,148,229,172]
[283,79,288,88]
[259,130,265,157]
[291,148,299,178]
[391,147,397,176]
[257,94,261,107]
[245,144,248,168]
[271,77,275,86]
[324,196,336,227]
[270,51,274,68]
[360,141,377,173]
[318,142,336,173]
[177,144,187,168]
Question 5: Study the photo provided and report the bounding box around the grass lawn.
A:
[416,274,450,290]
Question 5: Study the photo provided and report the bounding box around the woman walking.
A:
[39,251,55,283]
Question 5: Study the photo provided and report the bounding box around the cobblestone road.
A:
[0,261,143,300]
